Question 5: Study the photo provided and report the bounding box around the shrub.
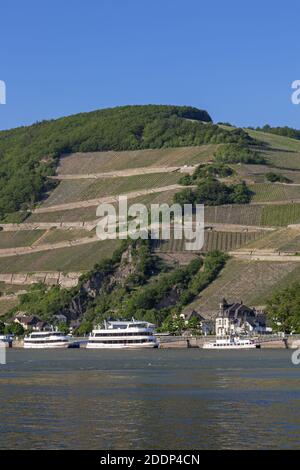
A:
[214,144,265,164]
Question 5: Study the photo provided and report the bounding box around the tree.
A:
[230,181,253,204]
[4,322,25,337]
[74,321,93,337]
[266,282,300,334]
[57,322,69,335]
[160,314,186,335]
[0,321,5,334]
[194,178,232,205]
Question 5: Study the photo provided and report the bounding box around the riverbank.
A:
[9,335,299,349]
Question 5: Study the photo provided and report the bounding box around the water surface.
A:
[0,349,299,450]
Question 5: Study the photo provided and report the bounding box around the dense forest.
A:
[0,104,255,220]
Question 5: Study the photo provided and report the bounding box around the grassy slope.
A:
[0,297,19,316]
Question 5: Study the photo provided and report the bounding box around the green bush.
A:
[214,144,265,164]
[265,172,291,184]
[174,178,253,206]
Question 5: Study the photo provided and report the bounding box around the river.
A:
[0,348,300,450]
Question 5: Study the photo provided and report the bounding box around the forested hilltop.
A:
[0,104,254,220]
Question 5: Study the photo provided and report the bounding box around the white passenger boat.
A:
[86,319,158,349]
[203,336,258,350]
[23,331,71,349]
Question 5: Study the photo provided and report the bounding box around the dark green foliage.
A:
[174,178,253,206]
[173,188,196,205]
[256,125,300,141]
[4,322,24,336]
[13,284,74,322]
[179,163,234,186]
[266,282,300,334]
[74,321,93,336]
[0,105,255,219]
[0,321,5,334]
[214,144,265,164]
[180,251,227,302]
[265,172,291,184]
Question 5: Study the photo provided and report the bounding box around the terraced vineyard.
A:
[0,230,45,249]
[261,204,300,226]
[36,228,95,245]
[246,129,300,170]
[27,189,178,222]
[242,228,300,252]
[250,183,300,203]
[184,259,300,316]
[42,173,181,207]
[152,230,264,253]
[57,146,216,175]
[233,164,300,184]
[205,204,263,226]
[0,239,120,273]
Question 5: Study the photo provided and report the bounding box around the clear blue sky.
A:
[1,0,300,130]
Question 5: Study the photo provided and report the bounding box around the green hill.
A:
[3,107,300,322]
[0,104,254,220]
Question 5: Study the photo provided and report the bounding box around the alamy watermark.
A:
[0,80,6,105]
[291,80,300,105]
[96,197,205,251]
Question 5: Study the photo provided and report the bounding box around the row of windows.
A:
[94,332,152,337]
[25,339,68,344]
[88,339,155,344]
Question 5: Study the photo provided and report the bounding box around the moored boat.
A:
[23,331,71,349]
[86,319,158,349]
[203,336,259,350]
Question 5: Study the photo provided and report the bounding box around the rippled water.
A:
[0,349,300,449]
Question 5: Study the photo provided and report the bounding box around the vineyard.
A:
[250,183,300,203]
[204,204,263,226]
[246,129,300,170]
[261,204,300,227]
[242,228,300,252]
[42,173,181,207]
[57,145,216,175]
[233,164,300,184]
[185,259,300,316]
[152,230,264,253]
[0,239,120,273]
[36,228,95,245]
[0,230,45,249]
[27,190,178,222]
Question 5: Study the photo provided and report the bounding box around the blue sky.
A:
[0,0,299,130]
